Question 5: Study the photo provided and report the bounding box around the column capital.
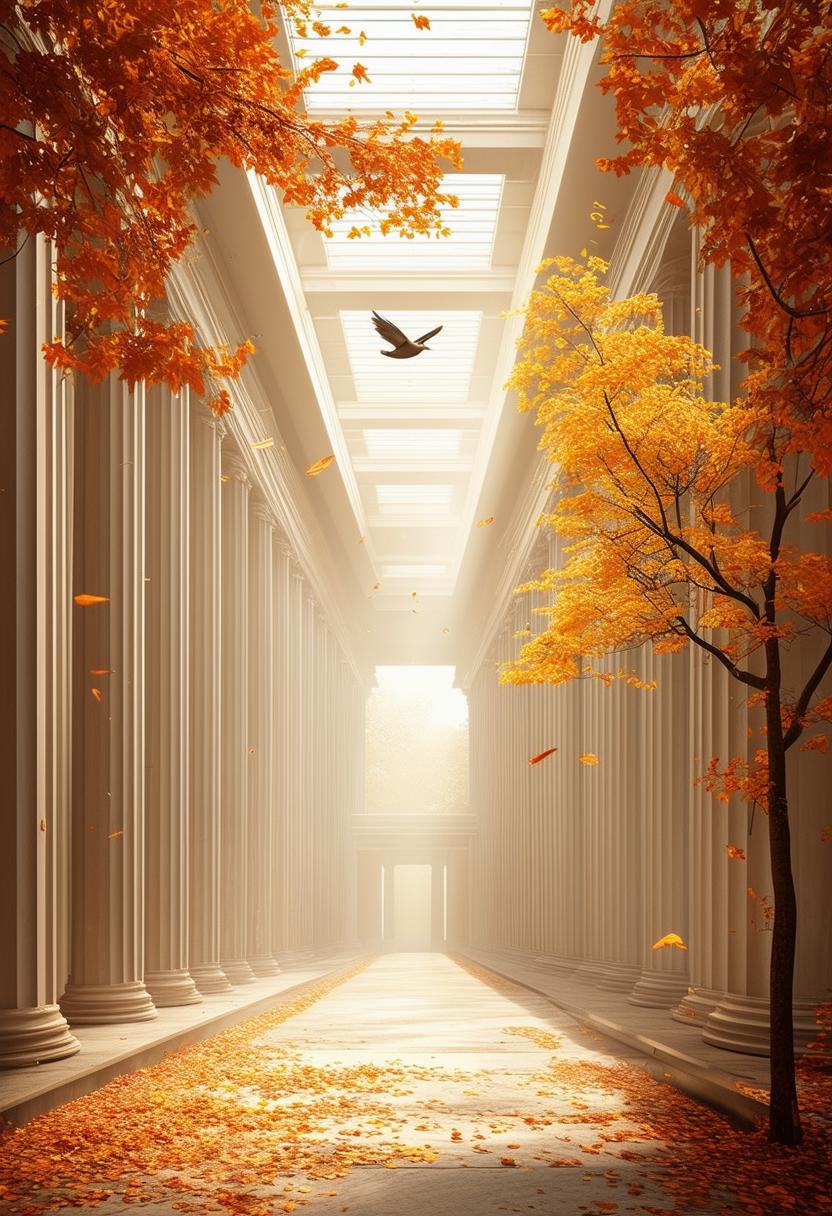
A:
[223,450,250,485]
[251,495,276,528]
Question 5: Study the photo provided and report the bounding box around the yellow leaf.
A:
[251,437,274,450]
[579,753,599,766]
[477,515,494,527]
[306,455,335,476]
[652,932,687,951]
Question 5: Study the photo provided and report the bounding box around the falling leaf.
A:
[358,535,365,544]
[89,667,113,676]
[580,246,588,257]
[251,437,274,450]
[91,687,103,702]
[306,455,336,476]
[412,13,430,28]
[652,932,688,951]
[579,753,599,766]
[372,582,381,591]
[74,593,109,606]
[108,830,124,840]
[477,515,494,527]
[442,627,450,634]
[40,818,47,832]
[592,200,606,210]
[358,30,367,44]
[725,844,746,861]
[411,590,417,598]
[590,211,604,222]
[529,747,558,766]
[665,191,686,207]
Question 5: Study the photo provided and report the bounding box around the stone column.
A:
[246,499,280,975]
[271,541,292,960]
[60,373,156,1024]
[0,236,80,1065]
[187,413,231,992]
[219,450,255,984]
[143,387,201,1007]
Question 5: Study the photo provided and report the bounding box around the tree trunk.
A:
[765,674,802,1144]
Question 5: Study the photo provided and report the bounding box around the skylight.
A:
[341,310,481,403]
[363,429,463,460]
[381,564,449,579]
[324,176,504,270]
[376,484,454,516]
[288,2,533,113]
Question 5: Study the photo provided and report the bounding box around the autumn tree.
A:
[0,0,460,412]
[502,256,831,1146]
[506,0,832,1146]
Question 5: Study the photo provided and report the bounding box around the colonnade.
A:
[0,241,365,1068]
[465,241,832,1057]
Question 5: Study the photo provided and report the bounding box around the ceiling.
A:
[195,0,635,674]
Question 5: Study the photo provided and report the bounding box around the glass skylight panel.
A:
[325,176,504,270]
[376,484,453,516]
[364,429,463,460]
[341,310,481,403]
[288,3,533,113]
[381,564,448,579]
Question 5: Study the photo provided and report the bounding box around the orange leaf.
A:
[108,830,124,840]
[352,63,370,84]
[306,455,335,476]
[529,747,558,765]
[90,687,103,702]
[500,1157,517,1167]
[725,844,746,860]
[665,191,686,207]
[74,593,109,606]
[89,667,114,676]
[579,753,598,766]
[652,932,687,951]
[477,515,494,527]
[412,13,431,29]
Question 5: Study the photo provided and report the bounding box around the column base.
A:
[629,968,691,1009]
[573,960,608,984]
[190,963,233,994]
[60,981,157,1025]
[703,993,821,1058]
[0,1005,81,1069]
[533,953,579,975]
[144,969,203,1008]
[672,985,724,1025]
[596,961,642,993]
[220,959,257,985]
[248,956,281,978]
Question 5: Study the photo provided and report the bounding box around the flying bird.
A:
[371,311,442,359]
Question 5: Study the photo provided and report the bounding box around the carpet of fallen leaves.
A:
[0,955,829,1216]
[455,957,832,1216]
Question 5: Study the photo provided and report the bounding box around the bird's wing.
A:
[414,324,442,345]
[372,311,409,348]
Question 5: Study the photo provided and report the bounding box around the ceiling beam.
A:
[337,404,487,422]
[301,269,516,294]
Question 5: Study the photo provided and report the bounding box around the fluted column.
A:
[187,414,231,993]
[60,373,156,1024]
[0,235,80,1065]
[219,450,255,984]
[271,538,291,962]
[246,499,280,976]
[143,387,200,1007]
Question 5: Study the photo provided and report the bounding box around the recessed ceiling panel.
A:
[363,429,464,460]
[324,175,504,270]
[341,310,481,403]
[289,2,533,112]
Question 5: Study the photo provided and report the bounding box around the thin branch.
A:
[783,639,832,750]
[675,615,767,689]
[745,231,827,320]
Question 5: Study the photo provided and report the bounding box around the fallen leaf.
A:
[74,593,109,606]
[529,747,558,765]
[306,455,336,476]
[652,932,687,951]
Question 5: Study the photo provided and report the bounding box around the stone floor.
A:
[0,954,827,1216]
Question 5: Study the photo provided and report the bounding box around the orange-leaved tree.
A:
[1,0,460,413]
[502,256,832,1145]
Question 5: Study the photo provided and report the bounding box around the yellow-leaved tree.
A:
[502,257,832,1145]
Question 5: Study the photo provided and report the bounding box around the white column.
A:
[0,236,80,1065]
[187,414,231,992]
[60,373,156,1024]
[143,387,200,1007]
[219,450,255,983]
[246,500,280,975]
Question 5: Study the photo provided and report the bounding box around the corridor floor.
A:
[1,955,828,1216]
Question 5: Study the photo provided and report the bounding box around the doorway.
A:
[392,864,432,950]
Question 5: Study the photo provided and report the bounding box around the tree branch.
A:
[783,639,832,750]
